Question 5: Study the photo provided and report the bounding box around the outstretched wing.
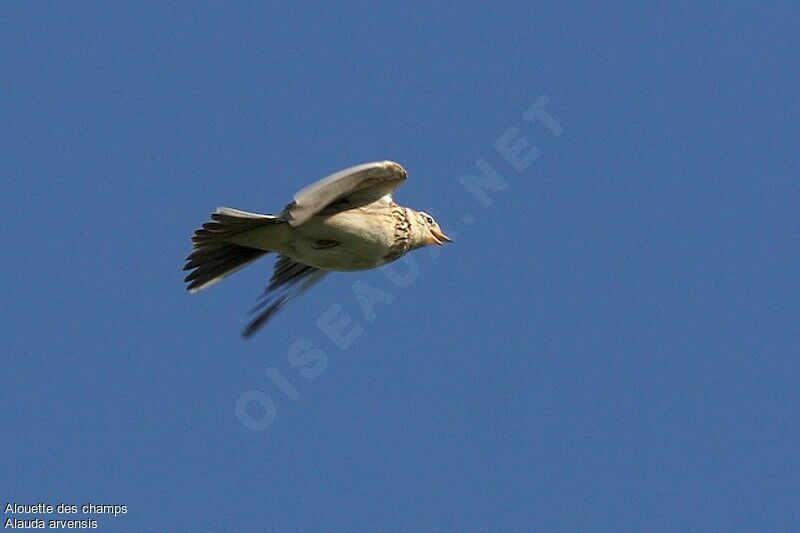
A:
[242,256,328,337]
[287,160,407,226]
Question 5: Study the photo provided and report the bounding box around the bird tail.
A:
[183,207,281,293]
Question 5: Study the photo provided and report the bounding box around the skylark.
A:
[184,161,451,337]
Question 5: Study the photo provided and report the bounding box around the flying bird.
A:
[184,161,451,337]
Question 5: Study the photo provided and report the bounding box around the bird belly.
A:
[287,210,397,271]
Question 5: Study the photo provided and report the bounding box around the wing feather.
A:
[242,256,328,337]
[287,160,406,226]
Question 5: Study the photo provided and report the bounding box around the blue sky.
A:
[2,2,798,531]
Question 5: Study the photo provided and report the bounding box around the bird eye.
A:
[425,216,433,225]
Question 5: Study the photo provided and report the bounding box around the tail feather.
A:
[184,244,266,293]
[184,207,282,293]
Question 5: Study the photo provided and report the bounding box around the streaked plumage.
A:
[183,161,451,337]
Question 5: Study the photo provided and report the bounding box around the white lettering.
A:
[459,158,508,206]
[316,304,362,349]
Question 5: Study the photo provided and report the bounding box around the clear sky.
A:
[2,2,798,531]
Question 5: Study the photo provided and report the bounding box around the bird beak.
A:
[430,228,453,245]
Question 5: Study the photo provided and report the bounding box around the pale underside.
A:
[228,195,401,271]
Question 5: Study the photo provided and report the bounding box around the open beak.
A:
[430,228,453,245]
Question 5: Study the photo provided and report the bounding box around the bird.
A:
[183,160,452,337]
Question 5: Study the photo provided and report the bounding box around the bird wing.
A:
[242,256,328,337]
[287,160,407,226]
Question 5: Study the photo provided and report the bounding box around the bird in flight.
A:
[184,161,452,337]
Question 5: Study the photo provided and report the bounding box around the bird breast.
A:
[289,206,409,271]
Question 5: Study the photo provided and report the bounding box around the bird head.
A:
[410,210,452,248]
